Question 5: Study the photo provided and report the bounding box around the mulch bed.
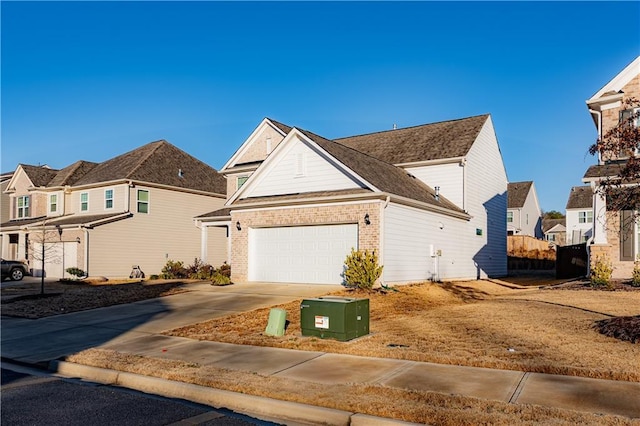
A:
[594,316,640,344]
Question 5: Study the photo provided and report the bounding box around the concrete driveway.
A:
[1,281,342,365]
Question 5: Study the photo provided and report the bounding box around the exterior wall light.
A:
[364,213,371,225]
[236,221,242,231]
[76,237,81,244]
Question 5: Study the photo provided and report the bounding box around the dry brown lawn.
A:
[0,279,190,318]
[68,348,639,426]
[166,281,640,382]
[13,277,640,424]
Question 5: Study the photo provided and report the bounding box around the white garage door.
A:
[249,224,358,284]
[32,242,78,279]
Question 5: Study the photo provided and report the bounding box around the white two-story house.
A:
[197,114,508,285]
[565,185,593,245]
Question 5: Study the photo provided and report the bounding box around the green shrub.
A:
[66,267,86,279]
[217,262,231,278]
[632,258,640,287]
[211,272,232,286]
[186,258,216,280]
[161,260,187,279]
[343,248,383,290]
[590,255,613,289]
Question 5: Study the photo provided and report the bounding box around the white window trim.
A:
[578,210,593,224]
[137,189,150,214]
[237,176,249,190]
[80,192,89,212]
[506,211,513,223]
[17,195,30,219]
[104,188,114,210]
[49,194,58,214]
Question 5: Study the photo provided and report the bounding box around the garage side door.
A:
[249,224,358,284]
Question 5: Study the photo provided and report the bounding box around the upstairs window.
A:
[237,176,248,190]
[80,192,89,211]
[507,211,513,223]
[49,194,57,213]
[105,189,114,209]
[620,108,640,128]
[17,196,30,218]
[578,211,593,223]
[137,190,149,214]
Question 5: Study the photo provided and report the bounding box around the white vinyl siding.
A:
[566,208,594,245]
[249,224,358,284]
[383,204,470,282]
[405,162,464,209]
[460,118,508,278]
[31,241,78,279]
[246,137,363,198]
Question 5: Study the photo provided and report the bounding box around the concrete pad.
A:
[127,340,248,364]
[274,353,411,385]
[209,345,326,376]
[516,373,640,418]
[1,318,84,340]
[380,362,525,402]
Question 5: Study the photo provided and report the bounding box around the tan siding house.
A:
[1,141,227,278]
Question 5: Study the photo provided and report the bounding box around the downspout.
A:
[83,227,89,276]
[460,158,467,212]
[589,109,602,162]
[126,181,133,212]
[379,196,391,288]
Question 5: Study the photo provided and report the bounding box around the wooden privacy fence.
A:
[507,235,555,260]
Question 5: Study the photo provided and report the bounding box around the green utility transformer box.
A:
[300,297,370,341]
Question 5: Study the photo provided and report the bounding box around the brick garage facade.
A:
[230,201,381,282]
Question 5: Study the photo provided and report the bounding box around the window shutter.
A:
[620,210,635,261]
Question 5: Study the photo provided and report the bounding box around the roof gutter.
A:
[395,156,466,168]
[228,192,470,221]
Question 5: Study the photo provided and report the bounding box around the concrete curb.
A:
[49,360,419,426]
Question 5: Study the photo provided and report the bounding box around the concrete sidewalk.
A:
[2,282,639,424]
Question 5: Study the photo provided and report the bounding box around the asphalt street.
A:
[1,364,279,426]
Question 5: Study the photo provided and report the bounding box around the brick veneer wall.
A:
[230,201,381,282]
[590,211,635,279]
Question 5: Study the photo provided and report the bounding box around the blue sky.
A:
[2,1,639,212]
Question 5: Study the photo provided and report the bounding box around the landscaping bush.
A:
[161,260,188,279]
[633,259,640,287]
[590,255,613,289]
[65,267,86,279]
[186,258,216,280]
[211,272,232,286]
[343,248,383,290]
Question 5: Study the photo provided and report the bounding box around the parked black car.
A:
[1,259,29,281]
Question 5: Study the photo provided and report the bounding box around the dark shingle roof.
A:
[267,118,293,135]
[335,114,489,164]
[73,140,226,194]
[47,213,132,227]
[299,129,465,213]
[20,165,59,187]
[507,181,533,209]
[566,186,593,209]
[48,161,98,187]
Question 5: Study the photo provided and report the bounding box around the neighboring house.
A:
[0,171,15,258]
[583,56,640,279]
[565,185,593,245]
[542,217,566,246]
[507,181,542,238]
[0,141,227,278]
[196,114,508,285]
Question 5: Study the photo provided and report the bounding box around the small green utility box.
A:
[300,297,369,341]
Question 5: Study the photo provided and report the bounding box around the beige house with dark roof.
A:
[583,56,640,278]
[506,181,542,238]
[197,115,508,285]
[1,141,227,278]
